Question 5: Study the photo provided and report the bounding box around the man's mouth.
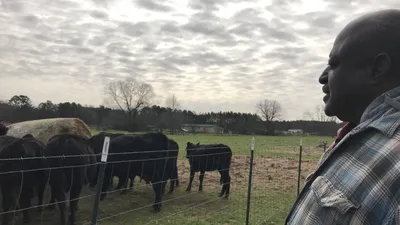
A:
[323,94,330,102]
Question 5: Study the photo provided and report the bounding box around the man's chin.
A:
[323,102,336,117]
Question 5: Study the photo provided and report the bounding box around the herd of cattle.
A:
[0,118,232,225]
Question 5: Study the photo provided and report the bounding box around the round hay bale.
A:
[6,118,92,144]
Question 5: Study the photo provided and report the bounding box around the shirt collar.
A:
[359,86,400,137]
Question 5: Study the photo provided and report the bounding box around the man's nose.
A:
[319,66,330,84]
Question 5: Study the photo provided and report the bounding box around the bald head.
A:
[335,9,400,71]
[319,9,400,123]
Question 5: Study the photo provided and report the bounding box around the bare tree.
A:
[165,93,180,111]
[164,93,183,134]
[256,99,282,122]
[104,77,155,130]
[256,99,282,134]
[304,104,337,122]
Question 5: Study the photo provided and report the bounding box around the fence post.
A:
[91,136,110,225]
[297,137,303,196]
[245,137,255,225]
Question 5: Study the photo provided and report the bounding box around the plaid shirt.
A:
[285,87,400,225]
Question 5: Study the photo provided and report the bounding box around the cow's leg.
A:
[129,175,135,188]
[69,183,83,225]
[89,166,99,188]
[199,170,206,192]
[115,175,124,190]
[218,172,226,197]
[48,168,67,225]
[224,173,231,198]
[1,184,18,225]
[53,189,67,225]
[168,177,175,194]
[108,176,114,190]
[161,178,168,195]
[119,174,129,195]
[186,168,195,192]
[218,170,230,198]
[20,186,33,223]
[169,163,179,194]
[37,174,47,212]
[175,166,180,187]
[152,181,163,213]
[48,190,56,210]
[100,167,112,200]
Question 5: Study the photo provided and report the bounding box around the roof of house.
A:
[182,124,222,128]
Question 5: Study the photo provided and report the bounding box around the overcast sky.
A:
[0,0,399,120]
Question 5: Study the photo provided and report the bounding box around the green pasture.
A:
[15,130,333,225]
[91,129,334,160]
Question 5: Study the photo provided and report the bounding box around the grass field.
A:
[7,130,334,225]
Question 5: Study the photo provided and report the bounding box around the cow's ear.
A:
[187,142,191,145]
[196,142,200,146]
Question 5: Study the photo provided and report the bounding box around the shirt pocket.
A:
[311,175,360,215]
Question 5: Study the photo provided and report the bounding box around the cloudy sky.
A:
[0,0,399,120]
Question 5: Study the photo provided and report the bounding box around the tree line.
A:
[0,77,343,136]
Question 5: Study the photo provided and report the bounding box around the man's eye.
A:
[328,61,339,68]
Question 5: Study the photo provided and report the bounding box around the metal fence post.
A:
[245,137,255,225]
[297,137,303,196]
[91,136,110,225]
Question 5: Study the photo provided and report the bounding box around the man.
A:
[285,9,400,225]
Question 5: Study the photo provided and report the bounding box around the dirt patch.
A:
[176,156,319,192]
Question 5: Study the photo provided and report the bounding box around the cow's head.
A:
[186,142,200,159]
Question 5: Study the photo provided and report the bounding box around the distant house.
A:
[281,129,307,135]
[284,129,304,135]
[181,124,223,134]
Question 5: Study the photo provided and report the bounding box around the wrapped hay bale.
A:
[6,118,92,144]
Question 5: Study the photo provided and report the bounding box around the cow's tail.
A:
[161,135,170,183]
[226,146,233,171]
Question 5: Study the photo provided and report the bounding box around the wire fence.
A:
[0,135,321,225]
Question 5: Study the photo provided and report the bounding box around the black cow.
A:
[114,138,179,195]
[44,134,97,225]
[185,142,232,198]
[0,123,7,135]
[87,132,126,189]
[100,132,170,212]
[0,135,47,225]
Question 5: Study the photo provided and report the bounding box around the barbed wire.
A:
[0,145,234,161]
[0,151,233,176]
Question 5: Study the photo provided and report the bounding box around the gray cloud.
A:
[89,10,109,20]
[117,21,150,37]
[0,0,398,119]
[134,0,174,12]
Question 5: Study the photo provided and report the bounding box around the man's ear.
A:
[371,53,392,83]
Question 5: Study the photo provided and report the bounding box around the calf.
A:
[100,132,170,212]
[0,135,47,225]
[44,134,97,225]
[185,142,232,198]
